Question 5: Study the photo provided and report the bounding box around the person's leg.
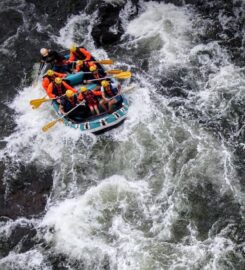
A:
[99,99,108,112]
[108,100,117,113]
[89,105,95,115]
[94,105,100,115]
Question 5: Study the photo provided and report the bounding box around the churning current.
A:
[0,0,244,269]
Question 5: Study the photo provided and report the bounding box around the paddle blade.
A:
[42,119,59,132]
[106,69,123,75]
[96,59,114,65]
[30,98,49,109]
[113,71,132,79]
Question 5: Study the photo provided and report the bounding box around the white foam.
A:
[0,250,51,270]
[55,11,109,61]
[103,0,126,6]
[41,175,150,268]
[0,83,84,170]
[125,2,193,66]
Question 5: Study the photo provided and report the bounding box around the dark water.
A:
[0,0,244,269]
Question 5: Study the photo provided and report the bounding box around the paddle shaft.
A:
[103,85,135,101]
[87,76,112,83]
[59,101,85,120]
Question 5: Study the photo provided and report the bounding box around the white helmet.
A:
[40,48,48,56]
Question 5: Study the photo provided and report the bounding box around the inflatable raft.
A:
[50,71,129,133]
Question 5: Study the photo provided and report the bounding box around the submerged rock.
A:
[91,1,140,46]
[0,164,52,219]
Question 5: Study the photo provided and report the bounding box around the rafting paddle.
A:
[42,101,84,132]
[106,69,123,74]
[87,59,114,65]
[87,71,132,83]
[82,69,123,75]
[70,59,114,65]
[30,95,65,109]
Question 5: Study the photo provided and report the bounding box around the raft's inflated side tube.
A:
[65,71,84,86]
[52,96,129,133]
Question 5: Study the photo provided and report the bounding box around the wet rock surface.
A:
[91,4,124,46]
[0,164,53,219]
[91,1,139,47]
[0,223,37,258]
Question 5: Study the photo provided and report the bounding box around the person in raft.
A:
[100,80,122,113]
[47,77,77,101]
[83,65,106,87]
[74,60,91,73]
[59,90,87,121]
[42,69,67,93]
[78,86,100,115]
[39,48,70,73]
[68,45,93,63]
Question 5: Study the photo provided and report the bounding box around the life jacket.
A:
[92,72,101,80]
[74,48,86,60]
[82,91,98,106]
[104,83,118,97]
[52,82,67,97]
[76,61,90,72]
[61,95,78,112]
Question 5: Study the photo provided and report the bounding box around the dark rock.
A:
[0,164,53,219]
[0,224,37,258]
[91,1,140,47]
[91,4,124,46]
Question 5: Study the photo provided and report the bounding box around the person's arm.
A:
[78,93,84,101]
[38,59,46,75]
[42,77,50,92]
[68,52,76,62]
[54,71,67,78]
[80,48,91,61]
[62,81,77,93]
[59,104,66,115]
[101,87,109,101]
[75,64,80,72]
[92,89,102,96]
[117,83,122,95]
[47,84,55,98]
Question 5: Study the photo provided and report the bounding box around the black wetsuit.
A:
[39,50,70,73]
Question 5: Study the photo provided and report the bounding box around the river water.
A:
[0,0,244,269]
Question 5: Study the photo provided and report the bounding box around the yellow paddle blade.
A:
[106,69,123,75]
[30,98,50,109]
[113,71,132,79]
[42,119,59,132]
[95,59,114,65]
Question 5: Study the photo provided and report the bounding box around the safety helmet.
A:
[70,45,77,52]
[40,48,48,56]
[101,80,109,87]
[47,70,54,76]
[89,65,97,72]
[77,60,83,66]
[55,77,62,84]
[66,90,74,98]
[80,86,87,92]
